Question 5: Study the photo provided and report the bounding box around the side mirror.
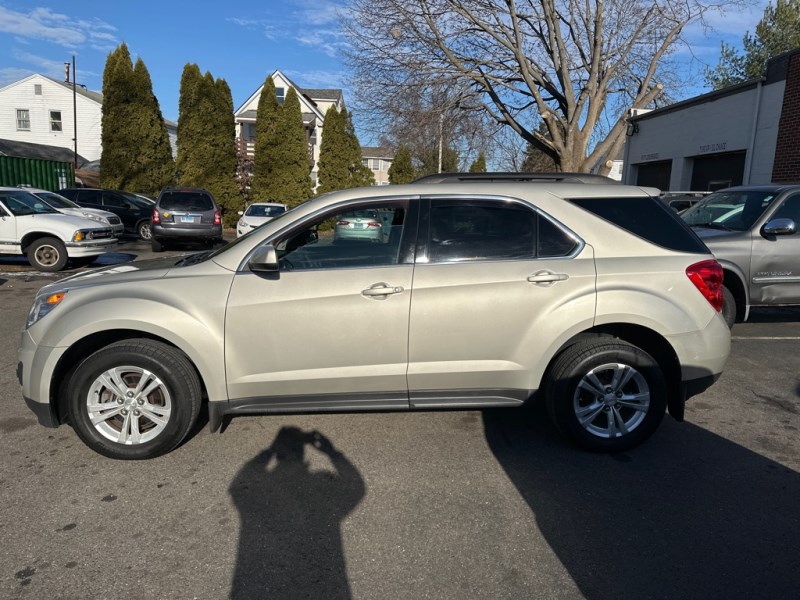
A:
[762,218,796,236]
[248,244,279,273]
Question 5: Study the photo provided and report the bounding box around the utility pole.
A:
[72,55,78,170]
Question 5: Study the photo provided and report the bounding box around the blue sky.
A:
[0,0,770,144]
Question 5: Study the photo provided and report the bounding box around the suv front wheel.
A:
[546,339,667,452]
[67,339,202,460]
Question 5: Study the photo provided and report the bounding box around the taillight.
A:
[214,210,221,225]
[367,221,381,228]
[686,259,724,312]
[151,209,160,224]
[337,220,350,226]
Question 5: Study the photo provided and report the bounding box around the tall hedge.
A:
[388,144,414,184]
[100,43,174,194]
[249,77,281,200]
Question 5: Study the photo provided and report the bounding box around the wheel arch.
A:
[20,231,66,254]
[50,329,209,425]
[541,323,682,416]
[721,266,748,323]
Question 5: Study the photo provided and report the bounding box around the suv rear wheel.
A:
[546,339,667,452]
[67,339,202,460]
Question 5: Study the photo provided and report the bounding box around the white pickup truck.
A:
[0,187,118,272]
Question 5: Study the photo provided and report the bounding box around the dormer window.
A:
[275,87,285,104]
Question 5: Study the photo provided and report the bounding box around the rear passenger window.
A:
[569,196,708,254]
[428,200,578,263]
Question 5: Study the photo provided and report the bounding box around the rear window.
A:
[569,196,708,254]
[159,191,215,211]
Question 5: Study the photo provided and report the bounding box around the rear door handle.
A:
[527,270,569,285]
[362,282,405,299]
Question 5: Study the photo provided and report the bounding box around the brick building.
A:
[623,49,800,191]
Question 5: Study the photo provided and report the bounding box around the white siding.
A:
[0,74,103,161]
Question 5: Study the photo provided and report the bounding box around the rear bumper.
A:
[152,224,222,241]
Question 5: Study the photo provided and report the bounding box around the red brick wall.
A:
[772,53,800,182]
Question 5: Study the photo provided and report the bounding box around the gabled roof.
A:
[362,146,394,159]
[0,138,88,165]
[234,70,343,119]
[42,75,104,104]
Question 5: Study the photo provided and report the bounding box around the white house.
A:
[361,146,394,185]
[235,71,343,190]
[0,73,177,164]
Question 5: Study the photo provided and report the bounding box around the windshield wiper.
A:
[175,250,212,267]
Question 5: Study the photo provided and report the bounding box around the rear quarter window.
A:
[569,196,708,254]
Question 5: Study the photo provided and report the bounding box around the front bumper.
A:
[65,239,118,257]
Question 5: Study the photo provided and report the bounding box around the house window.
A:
[276,87,285,104]
[16,109,30,130]
[34,84,42,95]
[362,159,369,167]
[50,111,63,132]
[371,159,381,170]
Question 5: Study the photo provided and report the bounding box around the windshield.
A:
[0,191,60,216]
[245,204,286,218]
[34,191,79,209]
[681,190,777,231]
[159,191,215,211]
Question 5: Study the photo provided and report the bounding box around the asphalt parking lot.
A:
[1,240,798,599]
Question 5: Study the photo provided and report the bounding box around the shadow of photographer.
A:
[229,426,365,599]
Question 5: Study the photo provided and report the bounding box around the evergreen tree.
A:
[250,76,281,199]
[100,44,174,194]
[468,152,487,173]
[388,144,415,184]
[176,66,242,226]
[706,0,800,89]
[262,87,313,207]
[317,105,347,194]
[415,145,459,177]
[342,108,375,187]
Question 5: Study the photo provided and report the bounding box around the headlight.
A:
[81,212,104,223]
[72,229,97,241]
[26,290,68,329]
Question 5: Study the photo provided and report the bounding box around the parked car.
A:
[659,191,710,213]
[0,187,117,271]
[18,176,729,459]
[57,188,154,239]
[681,184,800,327]
[333,208,385,242]
[150,188,222,252]
[26,188,124,237]
[236,202,288,238]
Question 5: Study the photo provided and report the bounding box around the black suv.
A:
[151,188,222,251]
[58,188,154,239]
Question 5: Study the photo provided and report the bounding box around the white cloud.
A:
[12,49,68,73]
[0,67,36,87]
[0,6,118,49]
[284,69,346,89]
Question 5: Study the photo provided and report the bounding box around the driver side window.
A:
[771,195,800,225]
[276,201,409,271]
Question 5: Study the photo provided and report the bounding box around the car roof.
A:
[413,172,618,184]
[715,184,800,193]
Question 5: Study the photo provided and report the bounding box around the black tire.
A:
[137,221,152,240]
[721,285,736,329]
[67,339,202,460]
[27,237,68,272]
[151,239,164,252]
[545,339,667,452]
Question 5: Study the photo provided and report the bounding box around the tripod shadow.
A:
[229,426,365,599]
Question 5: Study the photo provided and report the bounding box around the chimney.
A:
[64,62,70,83]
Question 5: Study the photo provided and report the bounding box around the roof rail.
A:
[411,172,617,184]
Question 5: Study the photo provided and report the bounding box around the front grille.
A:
[108,216,122,225]
[89,228,115,240]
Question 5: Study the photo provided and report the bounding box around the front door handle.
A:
[527,270,569,285]
[362,282,405,299]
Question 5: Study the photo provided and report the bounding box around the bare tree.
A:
[343,0,741,173]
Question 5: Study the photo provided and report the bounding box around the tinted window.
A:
[428,200,577,263]
[102,192,129,208]
[35,192,76,209]
[78,190,101,205]
[277,202,409,271]
[570,196,707,254]
[159,192,215,211]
